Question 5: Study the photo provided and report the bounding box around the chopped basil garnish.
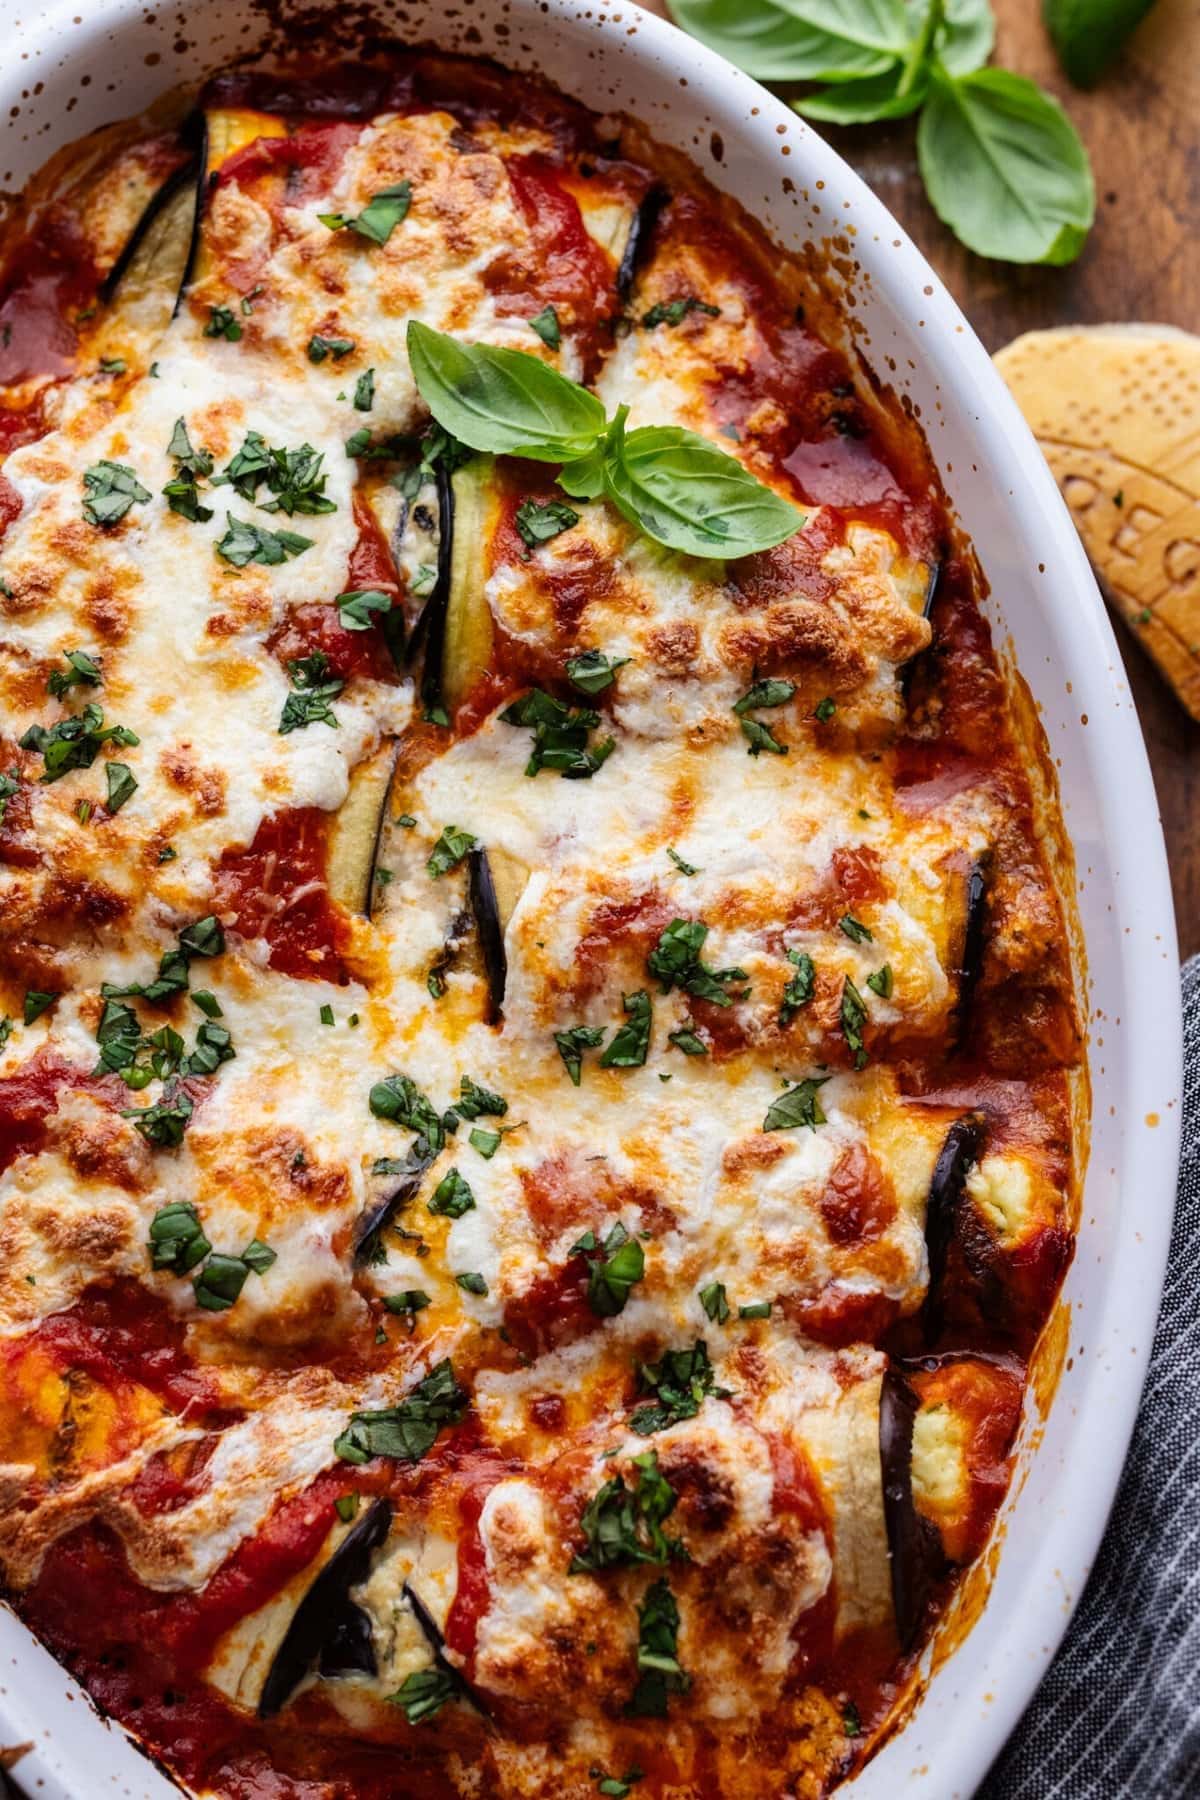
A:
[102,916,224,1008]
[570,1450,682,1574]
[515,498,579,550]
[732,677,795,715]
[390,1666,457,1725]
[554,1023,605,1086]
[383,1289,430,1318]
[456,1271,488,1295]
[641,296,721,329]
[204,304,242,342]
[453,1074,508,1120]
[579,1221,645,1317]
[593,1772,643,1798]
[308,334,356,363]
[148,1200,210,1274]
[354,368,376,413]
[19,704,139,783]
[337,587,392,630]
[81,461,150,527]
[867,963,893,999]
[738,1300,772,1320]
[104,761,137,813]
[191,991,222,1018]
[121,1083,194,1147]
[334,1492,360,1522]
[320,181,412,244]
[666,847,699,877]
[334,1358,467,1464]
[320,1003,335,1025]
[217,514,315,568]
[841,975,870,1069]
[698,1280,731,1324]
[779,948,815,1024]
[814,696,837,722]
[428,1168,475,1218]
[599,989,652,1068]
[500,688,614,779]
[469,1126,502,1158]
[529,304,561,349]
[647,919,746,1008]
[667,1025,707,1056]
[99,356,126,374]
[427,824,477,877]
[0,1017,13,1049]
[839,914,873,944]
[628,1579,690,1717]
[630,1340,728,1435]
[369,1072,446,1153]
[47,649,102,699]
[763,1076,829,1133]
[740,716,788,757]
[279,652,343,734]
[23,990,56,1025]
[163,419,215,522]
[566,648,630,694]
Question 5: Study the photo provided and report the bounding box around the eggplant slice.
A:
[467,847,507,1025]
[416,459,497,726]
[878,1366,943,1653]
[353,1140,435,1264]
[259,1496,393,1718]
[328,743,399,918]
[100,150,200,306]
[616,185,668,300]
[922,1110,986,1342]
[954,859,989,1046]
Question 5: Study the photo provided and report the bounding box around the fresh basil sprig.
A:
[406,321,803,560]
[667,0,1094,265]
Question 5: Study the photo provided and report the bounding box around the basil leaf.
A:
[839,914,873,944]
[320,181,412,245]
[427,825,477,877]
[628,1578,690,1717]
[337,588,392,630]
[699,1280,730,1324]
[217,514,314,568]
[529,304,561,349]
[121,1083,193,1147]
[569,1450,681,1570]
[429,1169,475,1217]
[931,0,995,75]
[391,1667,458,1725]
[454,1074,508,1119]
[369,1072,446,1152]
[603,415,803,560]
[739,1300,772,1320]
[354,368,376,413]
[780,949,815,1024]
[763,1076,829,1133]
[148,1200,210,1274]
[641,296,720,329]
[554,1024,605,1086]
[666,0,903,79]
[794,65,928,123]
[48,649,102,698]
[204,304,242,342]
[566,649,630,695]
[104,761,137,813]
[733,677,794,715]
[468,1126,501,1158]
[81,460,150,527]
[407,320,607,462]
[917,67,1094,264]
[585,1223,646,1317]
[600,990,652,1068]
[516,498,579,549]
[867,962,894,998]
[1043,0,1150,85]
[741,717,788,757]
[840,974,870,1067]
[308,334,356,362]
[630,1340,728,1435]
[456,1271,488,1295]
[334,1359,466,1464]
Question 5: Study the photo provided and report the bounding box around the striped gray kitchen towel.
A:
[977,957,1200,1798]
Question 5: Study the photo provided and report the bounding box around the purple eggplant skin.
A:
[954,860,989,1046]
[468,847,507,1025]
[258,1497,393,1718]
[879,1366,944,1653]
[403,1580,491,1721]
[616,186,668,300]
[920,558,941,621]
[413,463,455,725]
[922,1110,986,1343]
[99,148,201,307]
[353,1142,434,1264]
[318,1600,377,1679]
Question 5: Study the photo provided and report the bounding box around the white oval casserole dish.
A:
[0,2,1182,1796]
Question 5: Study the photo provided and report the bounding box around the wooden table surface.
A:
[646,0,1200,954]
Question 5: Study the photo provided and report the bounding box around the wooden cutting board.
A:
[644,0,1200,952]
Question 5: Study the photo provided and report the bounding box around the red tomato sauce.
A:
[213,807,349,983]
[30,1280,228,1419]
